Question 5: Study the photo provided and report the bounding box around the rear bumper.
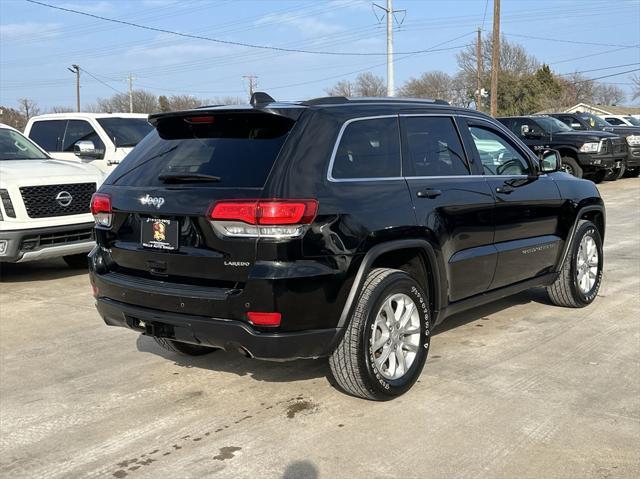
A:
[95,297,341,360]
[0,222,95,263]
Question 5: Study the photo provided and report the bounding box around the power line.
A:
[504,32,638,48]
[25,0,460,57]
[549,46,639,65]
[572,68,640,84]
[481,0,489,30]
[557,63,640,76]
[81,67,124,94]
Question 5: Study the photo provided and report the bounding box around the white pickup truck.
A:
[24,112,152,175]
[0,123,103,266]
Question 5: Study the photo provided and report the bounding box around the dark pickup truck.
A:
[498,115,627,181]
[549,112,639,178]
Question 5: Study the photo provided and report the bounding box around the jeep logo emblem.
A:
[140,194,165,208]
[55,191,73,207]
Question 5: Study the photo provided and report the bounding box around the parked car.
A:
[24,113,153,176]
[0,123,103,266]
[549,112,640,178]
[599,115,640,127]
[497,115,626,181]
[89,94,605,400]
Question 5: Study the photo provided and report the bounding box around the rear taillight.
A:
[247,311,281,327]
[209,199,318,238]
[91,193,112,227]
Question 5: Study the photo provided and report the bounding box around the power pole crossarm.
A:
[490,0,500,116]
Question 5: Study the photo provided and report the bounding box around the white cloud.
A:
[0,22,62,41]
[255,13,343,36]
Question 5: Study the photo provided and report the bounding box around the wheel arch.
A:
[337,239,444,328]
[555,204,606,272]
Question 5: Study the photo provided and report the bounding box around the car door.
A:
[400,114,496,302]
[460,117,563,289]
[62,120,106,165]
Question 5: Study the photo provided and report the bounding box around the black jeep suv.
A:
[89,94,605,400]
[549,111,638,178]
[498,115,627,182]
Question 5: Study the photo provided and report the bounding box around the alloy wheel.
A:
[576,234,599,294]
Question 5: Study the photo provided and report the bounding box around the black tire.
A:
[547,221,603,308]
[63,253,88,269]
[329,268,431,400]
[560,156,583,178]
[153,337,218,356]
[603,162,625,181]
[591,170,606,184]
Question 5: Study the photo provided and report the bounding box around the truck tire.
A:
[547,221,603,308]
[603,162,625,181]
[153,337,218,356]
[623,167,639,178]
[63,254,88,269]
[329,268,430,400]
[560,156,583,178]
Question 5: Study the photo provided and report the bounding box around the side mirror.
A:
[539,149,562,173]
[74,140,104,159]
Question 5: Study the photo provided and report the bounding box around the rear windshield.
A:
[108,112,295,188]
[97,117,153,148]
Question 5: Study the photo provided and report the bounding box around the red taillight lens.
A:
[91,193,112,227]
[247,311,281,327]
[210,200,318,225]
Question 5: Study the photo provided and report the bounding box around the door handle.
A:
[495,184,515,195]
[416,188,442,199]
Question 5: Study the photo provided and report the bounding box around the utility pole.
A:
[373,1,405,97]
[476,28,482,111]
[242,75,258,100]
[67,64,80,112]
[490,0,500,116]
[127,73,135,113]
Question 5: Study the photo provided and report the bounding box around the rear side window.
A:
[63,120,105,152]
[401,116,468,176]
[110,112,295,188]
[28,120,66,151]
[331,117,400,179]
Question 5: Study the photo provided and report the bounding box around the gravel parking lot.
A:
[1,179,639,479]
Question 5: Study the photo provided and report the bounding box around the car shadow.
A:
[136,334,329,383]
[434,287,553,335]
[0,259,88,283]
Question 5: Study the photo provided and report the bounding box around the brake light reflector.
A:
[209,199,318,238]
[91,193,112,227]
[247,311,281,327]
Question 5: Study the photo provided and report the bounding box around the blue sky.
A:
[1,0,639,110]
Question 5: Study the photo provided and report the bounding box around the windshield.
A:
[578,113,610,129]
[624,116,640,126]
[0,128,49,161]
[533,117,573,134]
[96,117,153,148]
[109,112,295,188]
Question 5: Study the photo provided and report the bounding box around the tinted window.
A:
[28,120,66,151]
[109,112,294,188]
[332,117,400,179]
[605,117,623,125]
[558,115,584,129]
[97,118,153,147]
[402,116,468,176]
[63,120,105,152]
[468,126,531,176]
[0,128,48,161]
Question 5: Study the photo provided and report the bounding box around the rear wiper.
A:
[158,173,222,183]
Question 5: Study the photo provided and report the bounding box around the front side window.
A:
[97,118,153,147]
[28,120,66,151]
[332,117,400,179]
[605,117,623,125]
[558,115,584,130]
[63,120,105,152]
[468,126,531,176]
[0,128,49,161]
[578,113,609,129]
[402,116,469,176]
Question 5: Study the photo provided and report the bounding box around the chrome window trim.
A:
[327,115,401,183]
[326,112,542,183]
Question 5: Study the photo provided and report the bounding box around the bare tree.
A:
[354,72,385,97]
[399,71,453,99]
[91,90,159,113]
[17,98,41,120]
[558,73,597,107]
[594,84,625,105]
[0,106,27,130]
[325,80,353,97]
[632,74,640,101]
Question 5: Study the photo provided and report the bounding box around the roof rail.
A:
[301,96,449,106]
